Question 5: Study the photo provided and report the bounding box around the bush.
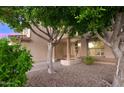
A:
[83,56,95,65]
[0,39,33,87]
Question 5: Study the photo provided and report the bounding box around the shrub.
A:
[0,38,33,87]
[83,56,95,65]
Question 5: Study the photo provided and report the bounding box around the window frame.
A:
[88,40,104,57]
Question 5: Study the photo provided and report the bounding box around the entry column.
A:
[67,36,71,64]
[52,46,55,63]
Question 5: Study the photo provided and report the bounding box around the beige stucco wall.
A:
[21,28,115,63]
[55,39,80,60]
[21,31,48,62]
[80,38,88,57]
[104,44,115,58]
[103,32,115,59]
[55,42,66,60]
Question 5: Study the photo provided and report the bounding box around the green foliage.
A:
[76,7,113,33]
[0,7,123,38]
[9,37,19,44]
[74,7,124,36]
[0,39,33,87]
[83,56,95,65]
[0,7,77,33]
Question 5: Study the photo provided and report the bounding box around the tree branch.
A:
[46,27,53,40]
[32,21,49,37]
[112,35,122,58]
[111,12,124,43]
[54,32,65,45]
[29,25,49,42]
[51,27,55,38]
[53,31,59,40]
[54,27,70,45]
[95,31,112,47]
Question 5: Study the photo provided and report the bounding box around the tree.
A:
[0,7,78,74]
[74,6,124,86]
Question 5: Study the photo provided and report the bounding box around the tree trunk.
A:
[112,47,124,86]
[47,42,55,74]
[95,12,124,87]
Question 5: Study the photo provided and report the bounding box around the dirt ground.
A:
[26,62,116,87]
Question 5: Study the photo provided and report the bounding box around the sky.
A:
[0,23,19,37]
[0,23,14,34]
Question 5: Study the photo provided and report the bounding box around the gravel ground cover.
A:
[26,62,116,87]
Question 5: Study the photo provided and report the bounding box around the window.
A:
[88,41,104,56]
[19,28,31,42]
[22,28,31,38]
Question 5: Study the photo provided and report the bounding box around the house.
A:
[18,28,116,65]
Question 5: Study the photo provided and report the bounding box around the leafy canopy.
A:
[75,7,124,35]
[0,7,80,33]
[0,7,123,37]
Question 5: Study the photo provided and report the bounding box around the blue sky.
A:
[0,23,15,34]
